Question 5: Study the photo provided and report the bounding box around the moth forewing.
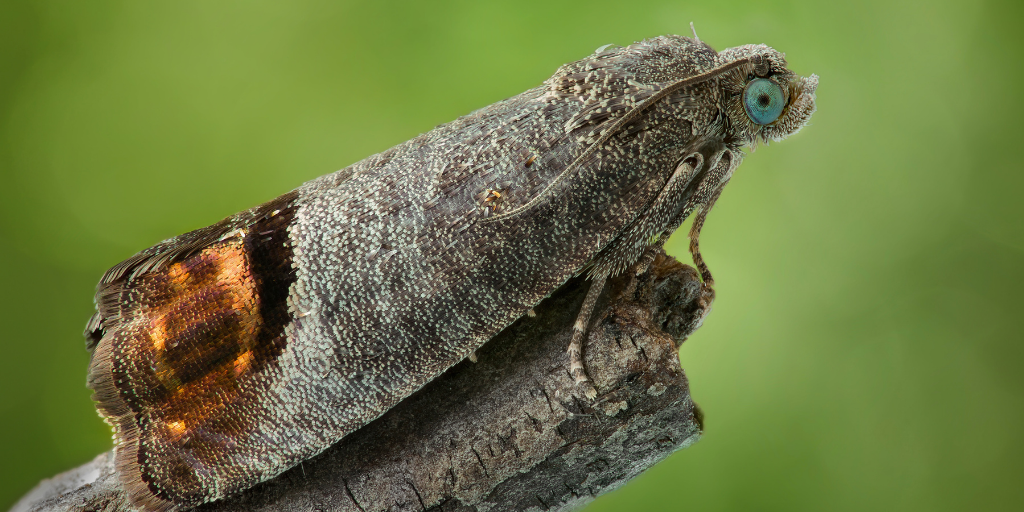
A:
[85,35,816,511]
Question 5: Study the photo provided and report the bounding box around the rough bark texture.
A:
[14,251,707,512]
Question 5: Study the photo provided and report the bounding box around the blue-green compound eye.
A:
[743,78,786,125]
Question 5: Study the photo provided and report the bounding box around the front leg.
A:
[687,179,728,326]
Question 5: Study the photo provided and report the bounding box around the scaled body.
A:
[85,35,817,511]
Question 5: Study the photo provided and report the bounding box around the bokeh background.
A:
[2,0,1022,510]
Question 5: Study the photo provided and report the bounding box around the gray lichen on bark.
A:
[14,251,707,512]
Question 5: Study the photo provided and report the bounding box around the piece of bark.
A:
[13,251,707,512]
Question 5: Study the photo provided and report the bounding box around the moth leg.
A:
[568,273,608,399]
[688,180,729,318]
[634,233,669,276]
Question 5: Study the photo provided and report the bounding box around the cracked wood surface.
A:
[14,251,706,512]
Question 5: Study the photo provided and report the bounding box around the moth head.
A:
[718,44,818,146]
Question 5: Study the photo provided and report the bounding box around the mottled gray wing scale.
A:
[86,35,817,512]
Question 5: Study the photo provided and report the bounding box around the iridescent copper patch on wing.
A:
[122,239,261,413]
[87,193,297,511]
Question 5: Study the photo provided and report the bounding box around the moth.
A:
[84,33,817,511]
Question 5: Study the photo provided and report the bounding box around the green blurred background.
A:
[2,0,1022,510]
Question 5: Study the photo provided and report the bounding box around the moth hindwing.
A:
[85,34,817,511]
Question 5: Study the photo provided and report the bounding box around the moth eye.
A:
[742,78,786,125]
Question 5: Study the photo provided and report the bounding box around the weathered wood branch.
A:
[14,251,706,512]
